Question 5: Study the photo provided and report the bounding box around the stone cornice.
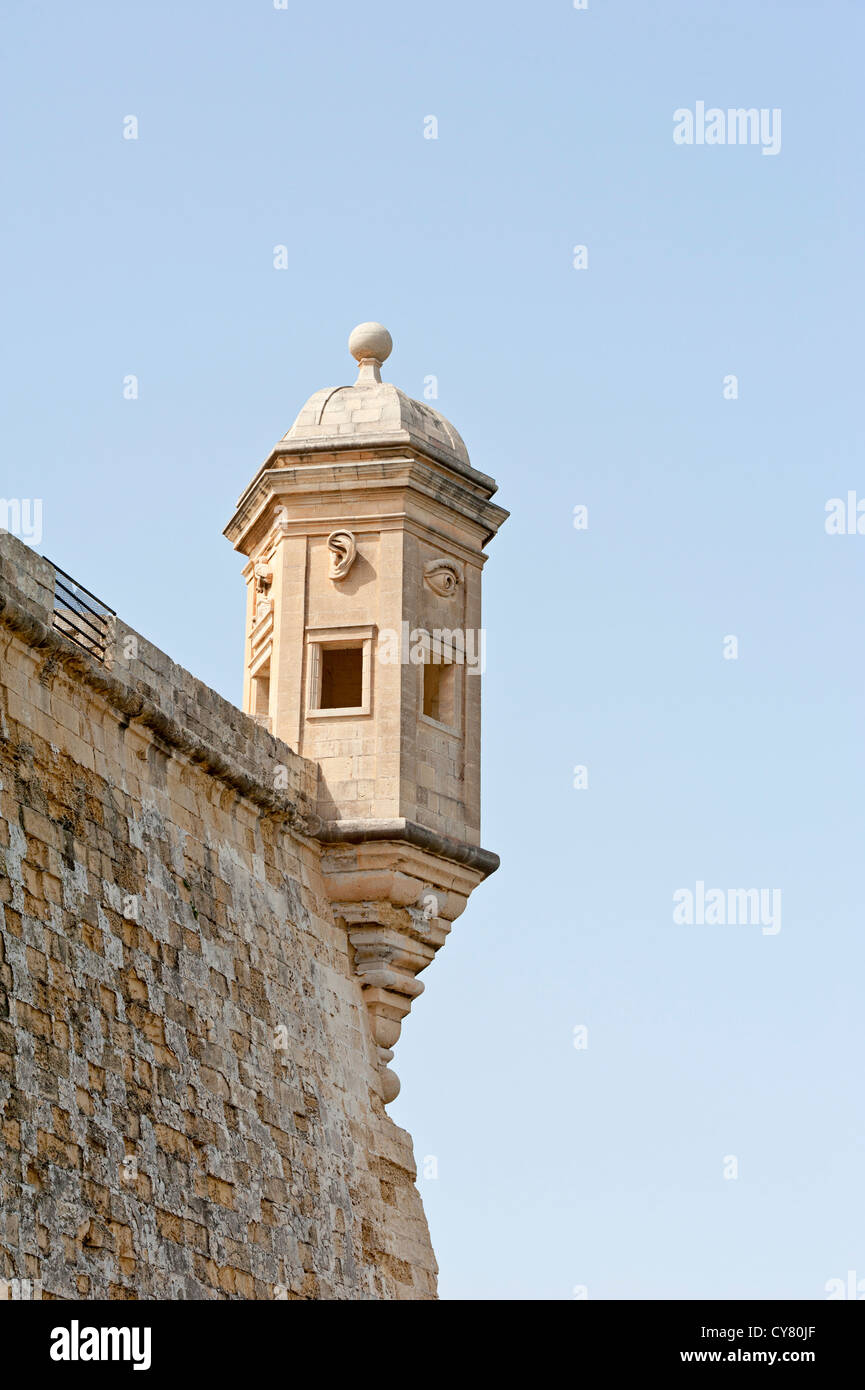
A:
[269,435,499,496]
[316,817,499,879]
[224,448,508,555]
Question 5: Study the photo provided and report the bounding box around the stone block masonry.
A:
[0,530,437,1299]
[0,321,505,1301]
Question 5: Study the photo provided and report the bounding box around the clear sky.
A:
[3,0,863,1300]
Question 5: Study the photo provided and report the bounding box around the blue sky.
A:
[3,0,863,1299]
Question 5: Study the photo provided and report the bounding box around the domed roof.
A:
[278,321,472,472]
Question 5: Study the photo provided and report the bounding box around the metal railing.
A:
[46,560,115,662]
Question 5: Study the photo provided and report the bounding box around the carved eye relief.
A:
[423,557,464,597]
[327,530,357,581]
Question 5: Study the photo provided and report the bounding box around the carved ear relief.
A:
[423,556,463,596]
[327,530,357,581]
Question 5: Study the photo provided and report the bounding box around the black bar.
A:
[0,1297,862,1376]
[53,605,108,643]
[53,583,110,624]
[45,559,115,616]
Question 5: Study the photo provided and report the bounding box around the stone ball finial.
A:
[349,322,393,366]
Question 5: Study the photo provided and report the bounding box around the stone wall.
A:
[0,532,437,1299]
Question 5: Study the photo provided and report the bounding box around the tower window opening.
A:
[423,658,456,726]
[319,645,364,710]
[251,661,271,724]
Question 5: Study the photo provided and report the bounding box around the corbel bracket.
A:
[316,827,497,1104]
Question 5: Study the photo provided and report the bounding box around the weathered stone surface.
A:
[0,324,506,1301]
[0,530,437,1300]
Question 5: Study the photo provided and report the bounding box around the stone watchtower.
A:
[225,323,507,1101]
